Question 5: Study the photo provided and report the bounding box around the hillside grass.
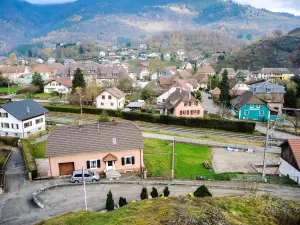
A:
[36,195,300,225]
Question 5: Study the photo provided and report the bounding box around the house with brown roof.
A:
[45,122,144,178]
[44,78,72,94]
[211,87,221,100]
[279,139,300,185]
[196,66,215,76]
[220,68,236,79]
[0,65,31,80]
[229,79,250,97]
[96,87,125,110]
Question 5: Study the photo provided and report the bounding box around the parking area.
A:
[212,148,280,173]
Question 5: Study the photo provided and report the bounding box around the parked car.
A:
[208,94,212,99]
[71,170,100,183]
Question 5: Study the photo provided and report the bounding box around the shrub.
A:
[119,197,127,207]
[98,111,110,122]
[50,91,59,97]
[17,85,39,94]
[0,136,19,146]
[140,187,148,200]
[44,105,256,133]
[163,186,170,197]
[150,187,158,198]
[194,185,212,198]
[106,191,114,211]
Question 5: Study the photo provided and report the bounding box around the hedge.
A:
[44,105,255,133]
[0,136,19,146]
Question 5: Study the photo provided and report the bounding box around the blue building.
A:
[232,91,278,121]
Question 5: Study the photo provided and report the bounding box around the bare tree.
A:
[285,110,300,134]
[217,107,232,119]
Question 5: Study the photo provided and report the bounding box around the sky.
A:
[25,0,300,15]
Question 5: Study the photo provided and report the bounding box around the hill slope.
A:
[36,195,300,225]
[1,0,300,52]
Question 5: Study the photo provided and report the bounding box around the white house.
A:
[279,139,300,185]
[0,100,48,138]
[181,62,192,70]
[99,51,106,57]
[44,78,72,94]
[47,57,56,64]
[37,58,44,64]
[156,87,178,104]
[96,87,125,110]
[229,79,250,96]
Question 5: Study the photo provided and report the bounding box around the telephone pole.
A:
[262,120,270,180]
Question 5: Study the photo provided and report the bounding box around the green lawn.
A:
[0,87,20,93]
[21,139,46,172]
[143,138,215,179]
[31,141,46,158]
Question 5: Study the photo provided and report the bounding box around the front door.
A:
[106,161,114,171]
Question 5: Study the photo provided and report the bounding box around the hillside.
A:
[214,31,300,71]
[1,0,300,52]
[36,195,300,225]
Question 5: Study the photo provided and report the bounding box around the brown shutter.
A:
[122,157,125,165]
[97,160,101,168]
[87,161,90,169]
[131,156,135,165]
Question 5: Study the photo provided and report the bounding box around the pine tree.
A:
[79,45,85,54]
[140,187,148,200]
[194,185,212,198]
[106,191,114,211]
[220,69,229,103]
[150,187,158,198]
[31,72,44,92]
[119,197,127,207]
[72,68,86,93]
[163,186,170,197]
[28,50,33,58]
[160,53,164,61]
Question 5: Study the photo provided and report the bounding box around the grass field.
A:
[0,87,20,93]
[143,138,214,179]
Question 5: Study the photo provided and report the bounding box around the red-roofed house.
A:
[279,139,300,185]
[44,78,72,94]
[197,66,215,76]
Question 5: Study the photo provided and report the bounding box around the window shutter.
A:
[97,160,101,168]
[132,156,135,165]
[87,161,90,169]
[121,157,125,165]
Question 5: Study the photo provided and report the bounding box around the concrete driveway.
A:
[201,91,219,114]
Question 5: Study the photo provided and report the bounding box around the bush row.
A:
[44,105,255,133]
[0,136,19,146]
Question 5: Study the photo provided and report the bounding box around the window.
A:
[250,104,254,108]
[102,95,105,99]
[187,110,189,115]
[36,118,43,124]
[259,111,264,116]
[11,124,14,129]
[24,121,32,128]
[101,102,104,106]
[0,113,8,118]
[244,110,249,116]
[197,110,200,114]
[189,102,191,106]
[108,95,112,99]
[122,156,135,166]
[196,102,198,106]
[1,123,9,128]
[111,103,114,106]
[87,159,100,169]
[184,102,188,107]
[257,105,260,108]
[180,111,182,115]
[112,138,117,144]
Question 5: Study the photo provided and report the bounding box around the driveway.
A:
[201,91,219,114]
[255,122,300,140]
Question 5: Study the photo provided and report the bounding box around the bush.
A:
[98,111,110,122]
[0,136,19,146]
[150,187,158,198]
[140,187,148,200]
[17,85,39,94]
[119,197,127,207]
[163,186,170,197]
[50,91,59,97]
[44,105,256,133]
[194,185,212,198]
[106,191,114,211]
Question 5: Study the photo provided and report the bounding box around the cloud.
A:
[26,0,77,4]
[234,0,300,15]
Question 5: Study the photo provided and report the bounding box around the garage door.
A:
[59,162,74,175]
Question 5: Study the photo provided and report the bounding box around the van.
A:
[71,170,100,183]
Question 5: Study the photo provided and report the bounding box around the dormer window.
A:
[112,138,117,144]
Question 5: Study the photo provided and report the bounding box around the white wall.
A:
[156,87,177,104]
[44,81,71,94]
[279,158,300,185]
[96,91,125,110]
[0,108,46,138]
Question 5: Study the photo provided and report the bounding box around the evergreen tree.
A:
[220,69,230,103]
[31,72,44,92]
[163,186,170,197]
[160,53,164,61]
[72,68,86,93]
[194,185,212,198]
[140,187,148,200]
[28,50,33,58]
[150,187,158,198]
[284,88,297,107]
[106,191,114,211]
[79,45,85,54]
[119,197,127,207]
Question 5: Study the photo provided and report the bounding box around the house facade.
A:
[96,87,125,110]
[0,100,47,138]
[279,139,300,185]
[232,91,278,121]
[229,79,250,96]
[44,78,72,94]
[46,122,144,177]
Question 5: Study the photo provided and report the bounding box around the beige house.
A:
[96,87,125,110]
[46,122,144,178]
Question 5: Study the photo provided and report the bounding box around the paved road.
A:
[201,91,219,114]
[256,122,300,140]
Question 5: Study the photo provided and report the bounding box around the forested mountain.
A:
[1,0,300,52]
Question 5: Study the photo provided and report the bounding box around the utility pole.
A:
[7,77,10,95]
[171,137,175,180]
[76,87,83,125]
[262,119,270,180]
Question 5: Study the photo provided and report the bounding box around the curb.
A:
[32,180,276,209]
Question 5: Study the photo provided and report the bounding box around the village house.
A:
[211,87,221,100]
[185,79,200,92]
[159,88,204,117]
[44,78,72,94]
[96,87,125,110]
[126,100,147,112]
[231,91,278,121]
[47,57,56,64]
[0,65,31,81]
[257,68,294,80]
[229,79,250,97]
[45,122,144,178]
[220,68,236,79]
[181,62,193,70]
[0,99,47,138]
[279,139,300,185]
[196,66,216,76]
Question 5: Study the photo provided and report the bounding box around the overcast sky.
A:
[25,0,300,15]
